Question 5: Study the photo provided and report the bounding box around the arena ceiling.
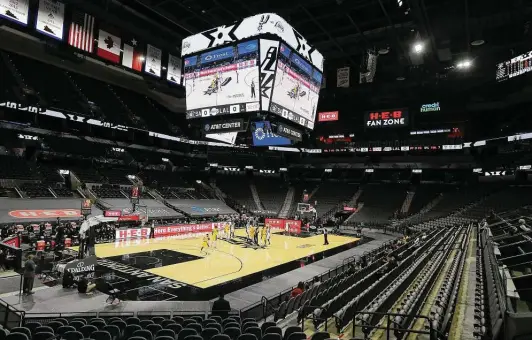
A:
[62,0,532,109]
[121,0,531,84]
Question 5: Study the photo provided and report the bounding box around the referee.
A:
[323,228,329,245]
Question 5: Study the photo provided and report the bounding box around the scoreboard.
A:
[496,50,532,82]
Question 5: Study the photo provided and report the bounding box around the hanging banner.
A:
[0,0,29,26]
[35,0,65,40]
[167,54,182,84]
[337,67,350,88]
[145,44,162,77]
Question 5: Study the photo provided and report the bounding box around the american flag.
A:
[68,11,95,53]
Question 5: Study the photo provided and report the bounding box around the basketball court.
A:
[75,229,360,301]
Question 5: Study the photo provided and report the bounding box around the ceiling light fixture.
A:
[413,42,424,54]
[471,39,485,46]
[456,59,473,69]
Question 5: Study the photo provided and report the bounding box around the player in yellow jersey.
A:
[249,225,256,244]
[212,226,218,248]
[224,222,230,240]
[200,234,210,254]
[261,225,267,246]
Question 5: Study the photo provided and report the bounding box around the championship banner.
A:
[337,67,350,88]
[154,223,212,238]
[167,54,182,84]
[1,235,20,248]
[35,0,65,40]
[0,0,29,26]
[145,44,162,77]
[364,109,409,128]
[115,227,151,240]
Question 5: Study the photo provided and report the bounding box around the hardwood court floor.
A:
[92,229,359,289]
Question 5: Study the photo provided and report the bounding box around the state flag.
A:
[97,28,121,63]
[121,37,144,71]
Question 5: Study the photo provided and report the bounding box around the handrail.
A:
[0,297,25,330]
[351,310,440,340]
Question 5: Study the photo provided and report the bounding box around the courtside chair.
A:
[55,318,69,326]
[71,319,88,325]
[286,333,306,340]
[241,323,258,333]
[161,321,176,329]
[259,323,275,335]
[152,317,166,324]
[183,335,202,340]
[132,330,153,340]
[128,337,146,340]
[34,327,53,335]
[201,328,220,340]
[206,323,222,333]
[244,328,261,340]
[264,327,282,337]
[103,325,121,340]
[6,333,28,340]
[146,325,162,335]
[211,335,230,340]
[186,324,202,335]
[310,332,329,340]
[80,325,99,338]
[24,323,42,336]
[176,328,197,340]
[155,336,174,340]
[190,317,203,324]
[155,330,175,339]
[236,334,256,340]
[222,323,239,332]
[92,330,112,340]
[171,317,184,325]
[222,327,240,340]
[261,334,281,340]
[63,331,84,340]
[126,318,141,326]
[281,327,301,340]
[123,324,142,339]
[91,321,107,330]
[166,324,182,335]
[209,316,222,324]
[0,329,7,340]
[57,326,76,336]
[10,328,30,339]
[110,320,126,334]
[47,321,64,332]
[33,332,54,340]
[140,321,154,329]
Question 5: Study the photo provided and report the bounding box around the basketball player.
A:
[200,234,210,254]
[261,225,267,247]
[224,221,230,240]
[230,218,235,239]
[212,226,218,248]
[249,225,256,245]
[266,224,271,246]
[246,218,251,239]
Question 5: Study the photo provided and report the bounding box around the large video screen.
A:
[269,43,321,129]
[184,40,261,119]
[496,50,532,82]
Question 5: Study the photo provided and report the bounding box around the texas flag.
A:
[97,29,121,63]
[122,38,144,71]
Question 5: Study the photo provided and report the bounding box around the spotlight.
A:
[456,59,472,69]
[413,43,424,54]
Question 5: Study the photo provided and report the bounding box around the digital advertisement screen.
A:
[496,50,532,82]
[252,121,291,146]
[269,43,321,129]
[364,109,409,128]
[184,40,260,119]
